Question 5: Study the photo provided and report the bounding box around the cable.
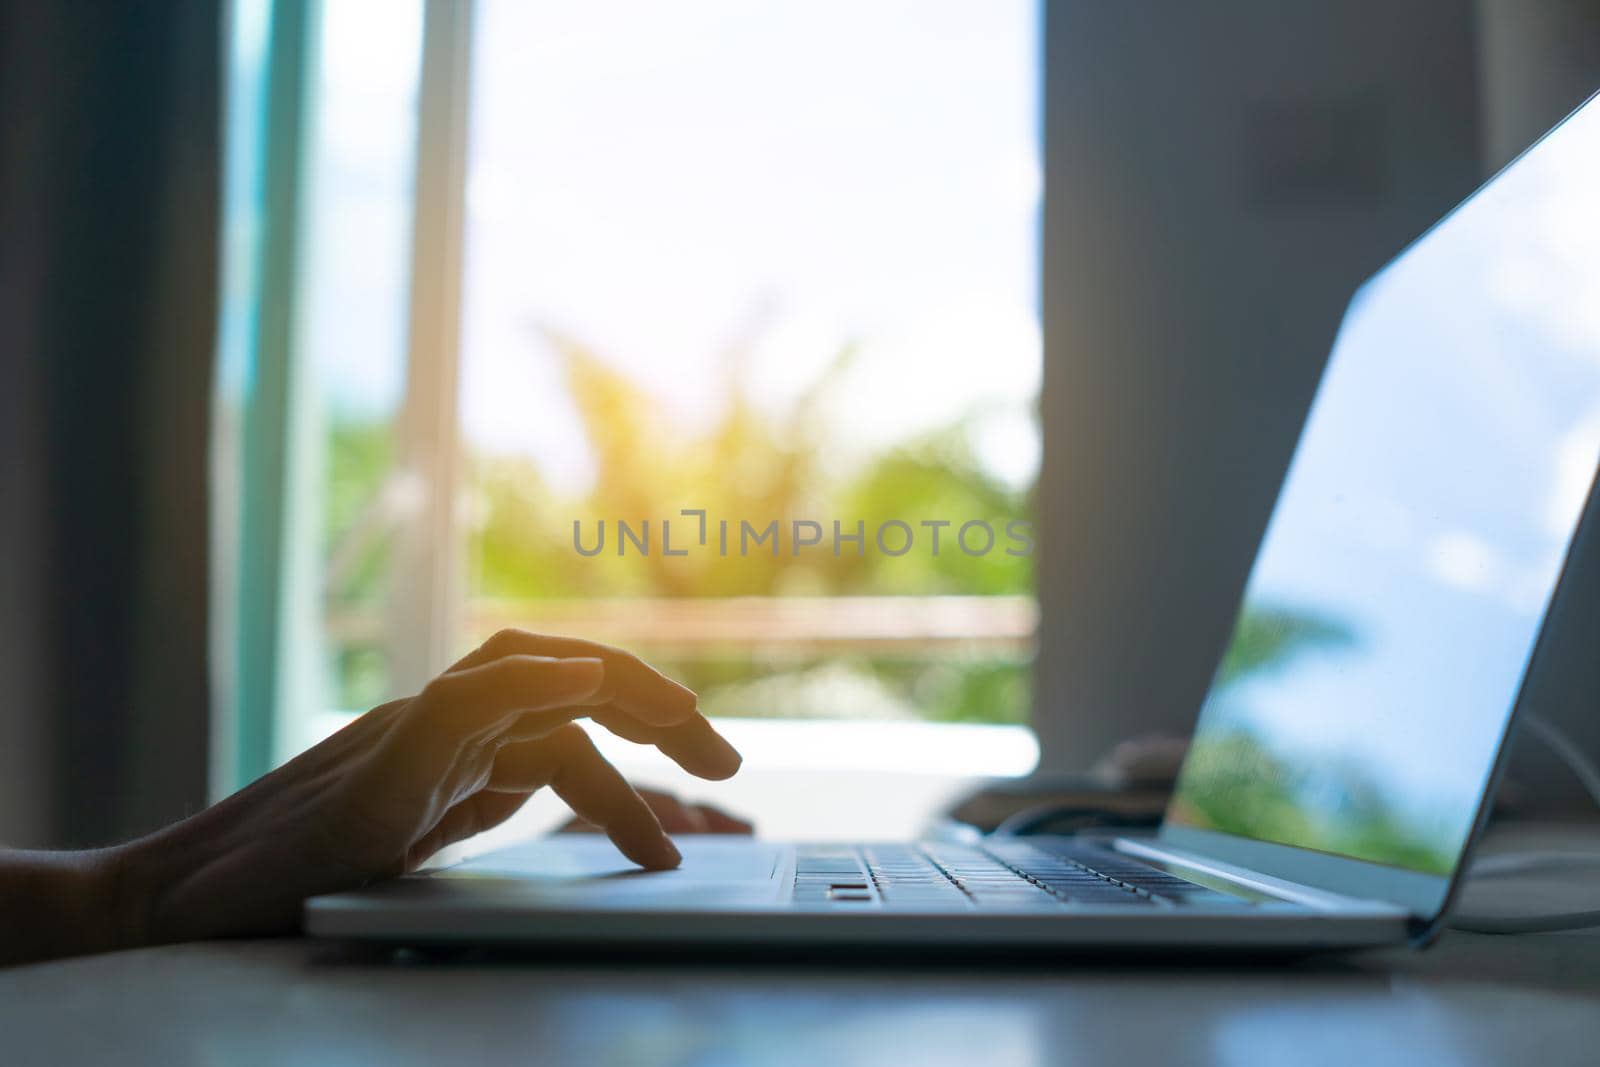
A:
[1447,713,1600,934]
[1520,713,1600,811]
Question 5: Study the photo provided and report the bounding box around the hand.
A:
[560,787,754,836]
[105,630,741,946]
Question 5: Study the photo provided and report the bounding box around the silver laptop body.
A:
[308,90,1600,954]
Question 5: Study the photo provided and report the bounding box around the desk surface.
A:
[5,826,1600,1067]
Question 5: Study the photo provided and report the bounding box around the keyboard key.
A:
[795,842,1235,912]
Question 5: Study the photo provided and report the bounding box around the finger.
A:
[597,790,751,834]
[587,702,742,780]
[636,788,707,834]
[499,702,742,782]
[695,805,754,835]
[489,725,680,869]
[472,789,534,832]
[448,630,698,726]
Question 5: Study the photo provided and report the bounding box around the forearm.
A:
[0,848,128,966]
[1,801,336,966]
[109,789,360,946]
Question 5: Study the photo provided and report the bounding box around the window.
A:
[220,0,1041,836]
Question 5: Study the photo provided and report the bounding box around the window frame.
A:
[386,0,475,696]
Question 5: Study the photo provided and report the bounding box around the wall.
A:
[0,0,218,847]
[1034,1,1486,770]
[0,0,60,845]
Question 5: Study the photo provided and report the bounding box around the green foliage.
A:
[322,329,1036,722]
[468,329,1032,602]
[1173,609,1451,874]
[1215,605,1354,689]
[470,456,585,598]
[323,417,394,604]
[1173,726,1456,874]
[833,427,1032,596]
[474,331,1035,722]
[322,417,398,709]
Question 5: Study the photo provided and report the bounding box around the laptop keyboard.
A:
[793,840,1256,910]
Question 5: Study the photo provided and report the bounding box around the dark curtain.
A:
[0,1,220,845]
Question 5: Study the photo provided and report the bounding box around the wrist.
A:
[102,802,304,945]
[96,839,161,950]
[101,821,211,948]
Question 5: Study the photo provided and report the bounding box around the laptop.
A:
[307,90,1600,954]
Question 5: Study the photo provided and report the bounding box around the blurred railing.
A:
[325,595,1038,660]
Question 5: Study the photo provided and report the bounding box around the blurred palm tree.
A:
[476,322,1032,601]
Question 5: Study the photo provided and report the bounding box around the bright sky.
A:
[457,0,1042,492]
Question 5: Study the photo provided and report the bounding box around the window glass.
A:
[459,0,1042,738]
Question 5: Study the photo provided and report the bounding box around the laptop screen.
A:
[1166,95,1600,876]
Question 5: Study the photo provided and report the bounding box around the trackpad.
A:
[436,836,786,907]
